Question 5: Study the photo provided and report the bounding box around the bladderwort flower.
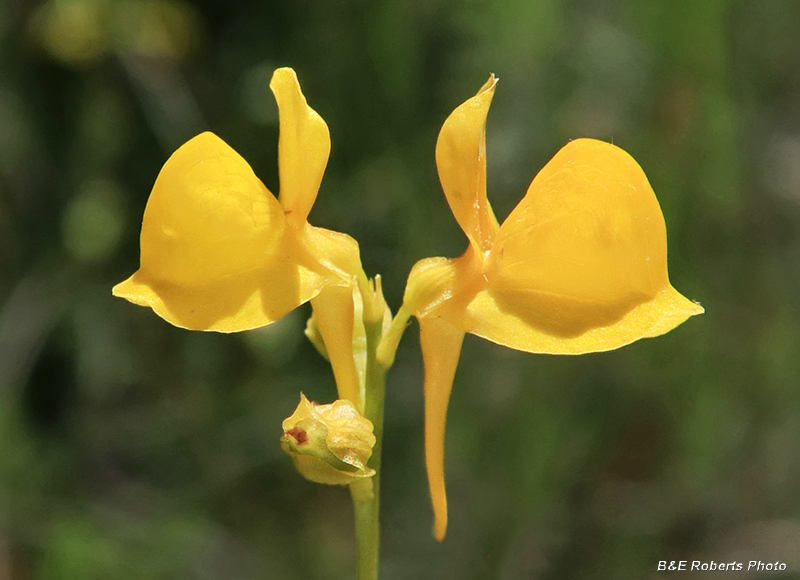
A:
[113,67,369,410]
[114,66,398,578]
[402,75,704,541]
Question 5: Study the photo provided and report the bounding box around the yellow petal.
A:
[112,132,328,331]
[299,223,365,409]
[464,285,702,354]
[310,284,363,410]
[300,223,362,283]
[419,316,465,542]
[112,262,324,332]
[478,138,703,347]
[140,132,286,286]
[403,244,491,323]
[271,67,331,227]
[435,75,500,253]
[403,257,457,319]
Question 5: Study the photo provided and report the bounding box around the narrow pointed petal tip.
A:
[435,74,500,253]
[270,67,331,226]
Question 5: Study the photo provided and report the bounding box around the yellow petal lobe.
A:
[465,285,702,354]
[479,138,702,347]
[419,316,465,542]
[435,75,500,252]
[141,132,286,286]
[271,67,331,227]
[112,132,327,331]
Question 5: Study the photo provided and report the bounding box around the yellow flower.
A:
[113,67,364,407]
[404,75,704,541]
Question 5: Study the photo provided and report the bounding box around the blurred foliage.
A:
[1,0,800,578]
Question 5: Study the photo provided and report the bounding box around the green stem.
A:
[350,313,388,580]
[346,274,415,579]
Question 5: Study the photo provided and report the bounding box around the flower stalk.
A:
[350,316,388,580]
[345,273,403,580]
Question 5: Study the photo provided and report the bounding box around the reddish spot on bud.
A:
[286,426,308,445]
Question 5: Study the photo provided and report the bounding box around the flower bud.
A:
[281,393,376,485]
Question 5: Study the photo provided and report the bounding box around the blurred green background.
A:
[1,0,799,578]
